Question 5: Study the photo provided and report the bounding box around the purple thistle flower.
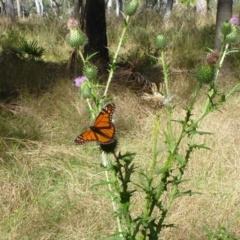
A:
[67,17,79,30]
[74,76,87,87]
[230,15,239,26]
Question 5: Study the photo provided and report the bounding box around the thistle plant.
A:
[67,17,88,79]
[100,21,239,239]
[74,6,240,240]
[205,223,239,240]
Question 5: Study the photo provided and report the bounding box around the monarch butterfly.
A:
[75,103,116,145]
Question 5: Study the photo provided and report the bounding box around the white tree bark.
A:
[16,0,21,18]
[164,0,173,21]
[49,0,57,16]
[107,0,112,12]
[35,0,44,16]
[5,0,15,22]
[115,0,119,16]
[107,0,124,16]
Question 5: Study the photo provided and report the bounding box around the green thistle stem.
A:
[75,47,78,77]
[78,50,86,65]
[160,49,173,149]
[216,43,229,81]
[104,16,130,97]
[200,43,229,122]
[150,114,160,178]
[102,153,123,238]
[142,113,160,228]
[161,51,170,96]
[86,98,95,119]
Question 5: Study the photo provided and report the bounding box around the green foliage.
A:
[205,224,240,240]
[125,47,158,72]
[0,28,20,49]
[179,0,196,7]
[166,12,215,68]
[0,29,45,60]
[122,25,160,72]
[11,39,45,60]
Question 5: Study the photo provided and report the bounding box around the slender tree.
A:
[16,0,21,18]
[35,0,44,16]
[164,0,173,21]
[117,0,124,17]
[215,0,232,51]
[5,0,15,22]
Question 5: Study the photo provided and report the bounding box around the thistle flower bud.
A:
[100,138,118,154]
[226,27,238,43]
[67,29,88,48]
[80,81,92,99]
[221,21,232,36]
[83,65,98,80]
[155,34,167,49]
[125,0,139,16]
[195,64,215,84]
[206,51,219,66]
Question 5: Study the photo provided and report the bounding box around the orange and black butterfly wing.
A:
[75,103,115,145]
[88,103,115,144]
[91,103,115,143]
[74,129,98,144]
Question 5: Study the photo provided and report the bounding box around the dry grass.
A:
[1,11,240,240]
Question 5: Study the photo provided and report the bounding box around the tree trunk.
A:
[115,0,124,17]
[164,0,173,21]
[84,0,109,68]
[214,0,232,51]
[35,0,44,16]
[107,0,112,12]
[115,0,119,16]
[75,0,82,17]
[119,0,124,14]
[50,0,59,16]
[16,0,21,18]
[156,0,163,12]
[0,1,6,15]
[5,0,15,22]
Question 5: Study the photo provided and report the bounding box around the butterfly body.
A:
[75,103,115,145]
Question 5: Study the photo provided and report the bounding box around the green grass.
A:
[1,10,240,240]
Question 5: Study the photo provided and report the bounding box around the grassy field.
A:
[1,10,240,240]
